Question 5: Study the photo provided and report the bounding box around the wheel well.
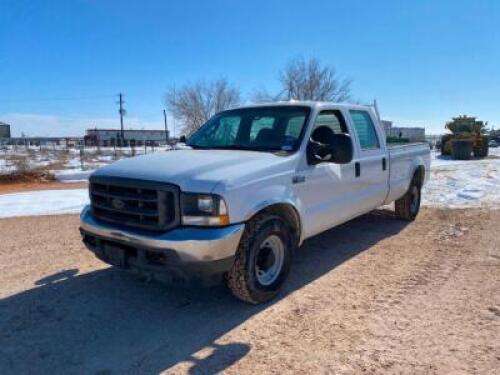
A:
[252,204,301,247]
[413,165,425,188]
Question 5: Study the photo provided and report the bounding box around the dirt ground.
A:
[0,180,87,194]
[0,208,498,374]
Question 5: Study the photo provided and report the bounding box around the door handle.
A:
[382,157,387,171]
[355,162,361,177]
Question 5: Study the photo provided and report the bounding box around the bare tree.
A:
[251,87,282,104]
[253,57,352,103]
[166,78,241,135]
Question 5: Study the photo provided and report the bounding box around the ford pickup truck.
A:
[80,101,430,304]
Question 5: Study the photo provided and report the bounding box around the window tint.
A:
[285,115,307,138]
[313,110,348,134]
[350,110,380,149]
[195,116,241,146]
[187,106,310,151]
[249,117,275,141]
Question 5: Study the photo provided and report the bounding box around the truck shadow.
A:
[0,209,408,374]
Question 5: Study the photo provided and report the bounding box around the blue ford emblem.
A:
[111,198,125,210]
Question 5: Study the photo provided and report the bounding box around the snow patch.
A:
[422,149,500,209]
[53,168,94,183]
[0,189,89,218]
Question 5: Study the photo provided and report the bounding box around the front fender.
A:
[222,184,306,245]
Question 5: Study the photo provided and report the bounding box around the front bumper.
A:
[79,205,245,286]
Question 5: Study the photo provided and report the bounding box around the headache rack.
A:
[89,176,180,232]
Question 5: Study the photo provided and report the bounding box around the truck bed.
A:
[385,142,431,204]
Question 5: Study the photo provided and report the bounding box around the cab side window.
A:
[313,110,349,134]
[349,110,380,150]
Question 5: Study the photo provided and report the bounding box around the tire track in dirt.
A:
[355,210,500,374]
[1,209,498,374]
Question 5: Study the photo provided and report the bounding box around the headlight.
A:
[181,193,229,226]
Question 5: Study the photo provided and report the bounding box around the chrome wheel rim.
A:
[255,234,285,286]
[410,185,419,214]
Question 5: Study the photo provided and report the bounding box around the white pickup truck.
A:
[80,101,430,304]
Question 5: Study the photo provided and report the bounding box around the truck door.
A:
[347,109,389,212]
[295,109,362,238]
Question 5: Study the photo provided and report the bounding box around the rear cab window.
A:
[249,117,275,142]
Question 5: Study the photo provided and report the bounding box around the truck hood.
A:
[92,149,297,193]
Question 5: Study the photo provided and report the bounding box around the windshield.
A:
[187,106,311,152]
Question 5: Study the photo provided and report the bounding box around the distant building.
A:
[85,128,168,147]
[0,122,11,139]
[381,120,426,142]
[7,137,82,147]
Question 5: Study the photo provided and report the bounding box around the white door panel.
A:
[295,162,360,237]
[347,110,389,211]
[295,108,364,238]
[354,154,388,210]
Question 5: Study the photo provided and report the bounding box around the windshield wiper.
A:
[187,144,206,149]
[211,145,250,150]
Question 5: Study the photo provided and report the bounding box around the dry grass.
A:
[0,171,55,184]
[0,155,56,183]
[0,150,73,183]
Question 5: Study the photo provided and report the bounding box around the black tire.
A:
[226,213,293,304]
[395,177,421,221]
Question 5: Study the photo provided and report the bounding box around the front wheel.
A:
[395,179,421,221]
[226,213,293,304]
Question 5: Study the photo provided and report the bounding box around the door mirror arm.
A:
[307,141,333,165]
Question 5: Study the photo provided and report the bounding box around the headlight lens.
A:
[181,193,229,226]
[197,195,216,214]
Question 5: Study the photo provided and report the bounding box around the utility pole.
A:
[117,93,125,144]
[163,109,169,144]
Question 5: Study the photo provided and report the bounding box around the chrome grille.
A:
[89,176,179,231]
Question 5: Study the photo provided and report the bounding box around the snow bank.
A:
[53,168,94,183]
[0,189,89,218]
[422,148,500,209]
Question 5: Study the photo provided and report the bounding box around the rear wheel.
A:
[226,213,293,304]
[395,177,421,221]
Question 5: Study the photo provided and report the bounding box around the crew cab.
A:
[80,101,430,304]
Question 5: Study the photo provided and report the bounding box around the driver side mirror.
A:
[330,133,354,164]
[179,135,187,143]
[307,126,353,165]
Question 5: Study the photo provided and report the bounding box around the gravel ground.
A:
[0,208,499,374]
